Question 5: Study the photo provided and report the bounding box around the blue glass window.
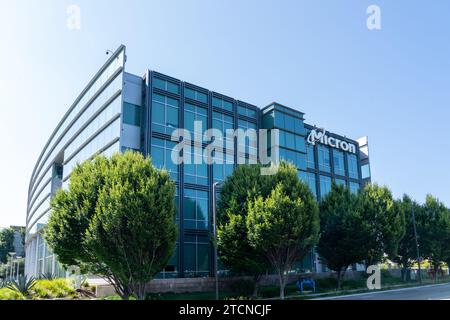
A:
[237,105,257,118]
[152,94,179,135]
[212,97,233,112]
[318,145,331,173]
[280,131,306,152]
[348,154,359,179]
[185,88,208,104]
[274,111,305,135]
[153,77,179,95]
[350,182,360,194]
[237,119,257,157]
[320,175,332,199]
[280,148,307,170]
[306,144,315,169]
[183,190,209,231]
[123,102,141,126]
[184,103,207,141]
[361,164,371,179]
[213,112,234,151]
[333,150,346,176]
[335,179,346,187]
[151,138,178,181]
[299,171,317,199]
[213,151,234,182]
[184,147,208,186]
[183,234,210,277]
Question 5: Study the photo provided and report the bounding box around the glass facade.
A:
[333,150,346,176]
[151,138,178,181]
[320,175,332,198]
[25,46,126,277]
[26,48,370,279]
[151,93,179,135]
[348,154,359,179]
[183,189,209,230]
[318,145,331,173]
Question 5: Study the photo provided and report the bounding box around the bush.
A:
[32,279,76,299]
[315,277,338,290]
[0,288,25,300]
[229,279,255,296]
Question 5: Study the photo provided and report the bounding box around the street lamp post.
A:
[411,205,422,283]
[212,182,221,300]
[15,256,22,280]
[8,252,16,281]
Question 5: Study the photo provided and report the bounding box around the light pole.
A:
[212,182,221,300]
[15,256,22,280]
[8,252,16,281]
[411,204,422,283]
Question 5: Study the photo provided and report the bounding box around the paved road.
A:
[318,283,450,300]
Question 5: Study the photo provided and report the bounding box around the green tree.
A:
[317,183,369,290]
[246,164,319,299]
[358,184,405,265]
[45,151,177,299]
[416,195,450,282]
[393,195,419,281]
[217,164,272,296]
[0,228,15,264]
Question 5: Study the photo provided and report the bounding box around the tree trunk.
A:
[252,275,260,298]
[337,270,342,291]
[434,263,439,283]
[278,271,286,300]
[138,283,146,300]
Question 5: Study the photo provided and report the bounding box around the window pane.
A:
[333,150,346,176]
[197,244,210,272]
[212,97,221,108]
[223,101,233,112]
[350,182,360,194]
[184,243,196,272]
[362,164,371,179]
[307,145,315,169]
[348,154,359,179]
[153,78,166,91]
[123,103,140,126]
[318,145,331,173]
[167,82,179,94]
[185,88,195,100]
[320,175,332,199]
[167,106,179,127]
[197,92,208,104]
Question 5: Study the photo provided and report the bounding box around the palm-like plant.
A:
[0,279,9,289]
[40,272,56,280]
[7,275,36,296]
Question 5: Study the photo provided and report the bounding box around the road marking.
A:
[314,283,450,300]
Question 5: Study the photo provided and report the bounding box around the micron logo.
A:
[307,129,357,154]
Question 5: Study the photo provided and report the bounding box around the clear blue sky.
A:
[1,0,449,227]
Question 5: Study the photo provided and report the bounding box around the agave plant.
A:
[7,275,36,296]
[0,278,9,289]
[40,272,57,280]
